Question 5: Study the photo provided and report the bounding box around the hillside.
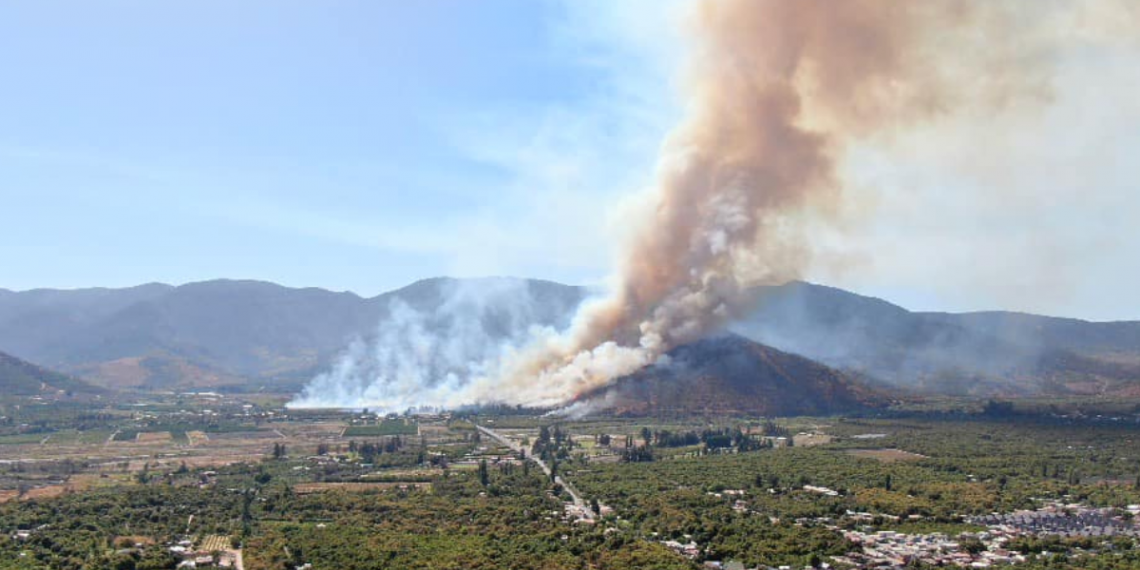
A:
[578,334,886,416]
[0,277,587,392]
[2,277,1139,398]
[924,311,1140,362]
[733,282,1140,397]
[0,350,104,397]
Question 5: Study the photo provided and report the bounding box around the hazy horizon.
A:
[5,274,1140,324]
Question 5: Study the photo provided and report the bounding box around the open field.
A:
[0,472,132,502]
[205,429,282,441]
[0,401,480,502]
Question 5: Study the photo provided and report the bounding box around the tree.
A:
[478,459,489,487]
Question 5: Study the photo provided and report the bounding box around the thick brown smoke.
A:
[459,0,1118,408]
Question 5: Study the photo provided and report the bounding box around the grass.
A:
[0,433,50,445]
[0,429,113,446]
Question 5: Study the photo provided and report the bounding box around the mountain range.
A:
[1,277,1138,402]
[0,278,585,393]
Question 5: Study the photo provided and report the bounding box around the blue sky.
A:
[1,1,675,293]
[2,1,1139,320]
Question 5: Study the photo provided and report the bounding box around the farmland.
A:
[342,418,419,437]
[5,396,1140,568]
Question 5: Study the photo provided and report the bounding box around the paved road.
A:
[476,425,594,521]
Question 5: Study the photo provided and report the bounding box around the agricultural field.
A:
[4,399,1140,568]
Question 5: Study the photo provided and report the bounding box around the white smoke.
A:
[287,278,586,412]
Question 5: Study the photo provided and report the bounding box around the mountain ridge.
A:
[1,277,1138,398]
[0,277,589,392]
[11,278,1135,324]
[735,281,1140,397]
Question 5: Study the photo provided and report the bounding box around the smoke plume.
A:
[461,0,1047,407]
[293,0,1137,412]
